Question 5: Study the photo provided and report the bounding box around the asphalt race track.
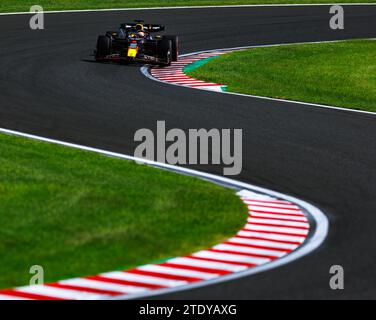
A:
[0,5,375,299]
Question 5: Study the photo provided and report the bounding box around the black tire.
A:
[163,35,179,61]
[96,35,111,59]
[158,39,172,67]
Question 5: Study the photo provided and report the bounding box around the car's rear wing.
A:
[121,23,165,32]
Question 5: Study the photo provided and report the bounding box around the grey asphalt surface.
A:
[0,5,375,299]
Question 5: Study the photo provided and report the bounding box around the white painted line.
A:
[2,3,374,16]
[191,86,225,92]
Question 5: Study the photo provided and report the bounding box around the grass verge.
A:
[187,40,376,112]
[0,132,247,289]
[1,1,374,13]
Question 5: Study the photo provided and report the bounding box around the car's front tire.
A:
[96,35,111,60]
[158,39,172,67]
[163,35,179,61]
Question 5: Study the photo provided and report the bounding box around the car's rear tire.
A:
[96,35,111,60]
[158,39,172,67]
[163,35,179,61]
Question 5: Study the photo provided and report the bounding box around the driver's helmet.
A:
[135,23,145,38]
[135,24,144,31]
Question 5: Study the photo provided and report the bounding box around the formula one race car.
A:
[94,20,178,66]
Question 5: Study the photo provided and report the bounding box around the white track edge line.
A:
[0,127,328,300]
[141,39,376,116]
[0,3,375,16]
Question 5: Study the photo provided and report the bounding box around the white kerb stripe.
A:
[102,271,186,287]
[244,224,309,235]
[243,201,299,209]
[138,265,218,279]
[15,285,103,300]
[248,206,304,215]
[157,76,192,79]
[152,72,185,75]
[228,237,298,250]
[0,294,29,300]
[237,230,306,243]
[247,217,310,228]
[214,244,287,257]
[167,257,247,272]
[193,250,270,265]
[250,212,308,221]
[60,278,149,293]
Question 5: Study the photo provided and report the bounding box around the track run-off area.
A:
[0,5,375,299]
[0,128,326,300]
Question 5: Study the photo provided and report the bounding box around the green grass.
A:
[187,40,376,112]
[1,0,375,13]
[0,132,247,289]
